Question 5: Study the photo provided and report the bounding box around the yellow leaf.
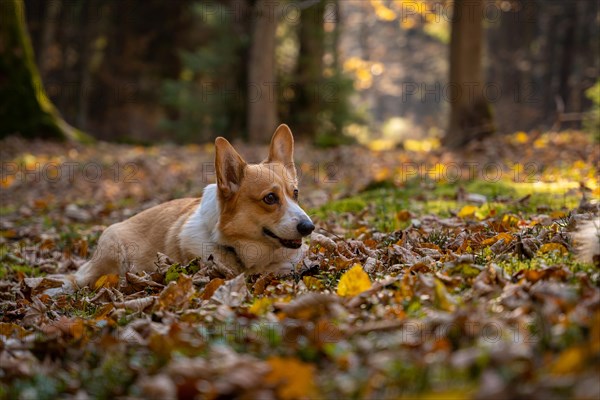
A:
[94,304,114,320]
[415,389,473,400]
[502,214,520,228]
[434,279,456,312]
[538,243,568,255]
[457,205,478,218]
[249,297,273,316]
[0,322,30,338]
[550,211,566,219]
[371,0,397,21]
[533,136,548,149]
[481,232,514,246]
[94,274,120,290]
[400,18,416,29]
[1,175,15,189]
[336,264,372,297]
[265,357,317,400]
[550,346,586,375]
[513,131,529,144]
[303,276,324,291]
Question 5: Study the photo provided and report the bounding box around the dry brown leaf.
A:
[158,274,193,310]
[211,274,248,307]
[264,357,318,400]
[201,278,225,300]
[275,292,338,319]
[23,277,63,294]
[114,297,156,312]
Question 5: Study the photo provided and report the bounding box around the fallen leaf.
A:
[457,205,478,218]
[211,274,248,307]
[550,346,586,375]
[337,264,372,297]
[158,274,193,309]
[482,232,514,246]
[24,277,64,293]
[265,357,317,399]
[303,276,324,290]
[275,293,338,319]
[201,278,225,300]
[538,243,568,255]
[434,278,456,312]
[249,297,274,316]
[0,322,30,338]
[114,297,156,312]
[94,274,120,290]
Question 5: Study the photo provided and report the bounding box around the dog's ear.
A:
[215,137,247,198]
[266,124,296,178]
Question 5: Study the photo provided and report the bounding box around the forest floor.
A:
[0,131,599,399]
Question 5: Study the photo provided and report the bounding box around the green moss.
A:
[0,262,43,279]
[312,178,582,233]
[0,205,17,216]
[496,253,596,276]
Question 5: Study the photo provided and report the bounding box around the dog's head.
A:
[214,124,314,254]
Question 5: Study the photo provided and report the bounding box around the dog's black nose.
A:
[297,220,315,236]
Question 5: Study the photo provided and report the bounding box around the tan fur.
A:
[75,198,200,286]
[575,217,600,264]
[74,124,313,288]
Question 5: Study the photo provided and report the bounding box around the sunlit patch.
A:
[511,131,529,144]
[370,0,397,21]
[367,139,396,152]
[403,138,440,153]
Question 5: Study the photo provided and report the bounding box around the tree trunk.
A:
[38,0,61,76]
[247,0,278,143]
[443,0,494,148]
[0,0,89,141]
[291,0,326,139]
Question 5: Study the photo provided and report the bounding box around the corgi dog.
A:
[74,124,314,288]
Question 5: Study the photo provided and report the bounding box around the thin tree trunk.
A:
[291,0,326,139]
[0,0,90,141]
[558,2,576,111]
[38,0,61,76]
[443,0,494,148]
[247,0,278,143]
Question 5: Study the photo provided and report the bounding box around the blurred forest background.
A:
[2,0,599,146]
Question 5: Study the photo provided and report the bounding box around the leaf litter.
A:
[0,131,599,399]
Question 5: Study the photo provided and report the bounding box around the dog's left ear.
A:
[266,124,295,171]
[215,137,247,199]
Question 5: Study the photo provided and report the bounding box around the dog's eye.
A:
[263,193,279,205]
[293,189,299,201]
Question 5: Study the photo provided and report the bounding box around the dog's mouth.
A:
[263,228,302,249]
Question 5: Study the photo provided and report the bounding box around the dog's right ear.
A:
[215,137,247,199]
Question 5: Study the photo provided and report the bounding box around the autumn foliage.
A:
[1,131,599,398]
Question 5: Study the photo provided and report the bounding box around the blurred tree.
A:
[287,0,357,146]
[247,0,278,143]
[161,1,246,142]
[161,1,249,142]
[0,0,88,141]
[443,0,494,148]
[486,1,598,133]
[37,0,61,76]
[291,0,326,139]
